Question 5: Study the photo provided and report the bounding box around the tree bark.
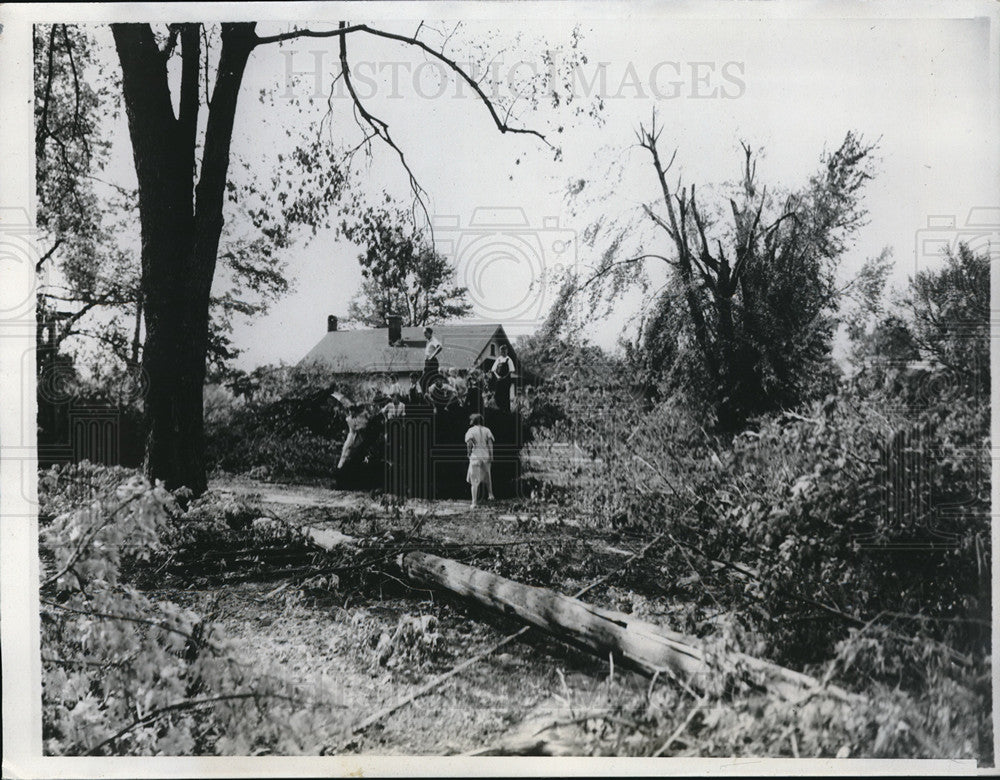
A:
[113,23,255,494]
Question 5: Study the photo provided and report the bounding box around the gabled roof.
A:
[300,323,514,374]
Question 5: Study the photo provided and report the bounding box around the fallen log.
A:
[399,550,856,703]
[298,521,855,709]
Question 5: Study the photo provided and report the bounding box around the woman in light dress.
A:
[464,413,495,508]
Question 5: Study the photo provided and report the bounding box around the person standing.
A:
[421,326,442,391]
[385,373,405,399]
[450,367,469,406]
[425,375,456,415]
[337,404,370,470]
[490,344,515,413]
[406,372,423,405]
[465,369,483,415]
[464,413,495,508]
[381,393,406,495]
[381,392,406,419]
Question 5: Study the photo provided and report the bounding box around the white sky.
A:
[42,5,1000,368]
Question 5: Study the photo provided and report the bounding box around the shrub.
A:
[204,363,355,480]
[39,463,344,755]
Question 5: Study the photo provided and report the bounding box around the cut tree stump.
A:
[399,550,856,703]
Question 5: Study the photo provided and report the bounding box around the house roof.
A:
[300,323,515,374]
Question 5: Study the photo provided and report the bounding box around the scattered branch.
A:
[82,692,284,756]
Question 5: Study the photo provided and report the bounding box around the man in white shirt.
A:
[421,326,442,391]
[381,392,406,419]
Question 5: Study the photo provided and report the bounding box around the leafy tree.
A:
[34,25,135,370]
[517,279,625,392]
[34,26,296,381]
[101,20,584,494]
[905,242,990,396]
[345,208,471,328]
[846,242,989,407]
[517,290,641,463]
[852,314,921,365]
[573,113,878,430]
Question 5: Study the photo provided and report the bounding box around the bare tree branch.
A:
[253,22,550,146]
[200,25,212,107]
[161,23,182,59]
[36,25,58,158]
[337,22,431,230]
[581,253,675,290]
[60,25,90,163]
[35,237,64,273]
[82,693,293,756]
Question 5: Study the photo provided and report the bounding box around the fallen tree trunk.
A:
[299,522,856,704]
[400,550,856,703]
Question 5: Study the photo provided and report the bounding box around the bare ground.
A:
[157,476,678,755]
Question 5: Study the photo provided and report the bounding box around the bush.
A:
[204,363,356,480]
[39,463,344,755]
[525,368,989,759]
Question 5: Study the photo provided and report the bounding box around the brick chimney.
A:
[386,314,402,345]
[327,315,338,332]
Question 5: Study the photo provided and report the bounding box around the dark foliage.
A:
[205,363,528,497]
[523,244,991,760]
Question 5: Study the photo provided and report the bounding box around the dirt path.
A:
[211,477,629,551]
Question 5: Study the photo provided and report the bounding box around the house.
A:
[299,315,520,379]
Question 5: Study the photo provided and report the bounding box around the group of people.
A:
[332,327,517,506]
[419,327,516,413]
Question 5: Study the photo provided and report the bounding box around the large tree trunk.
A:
[113,23,255,494]
[140,240,212,494]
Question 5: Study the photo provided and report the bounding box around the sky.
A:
[53,4,1000,369]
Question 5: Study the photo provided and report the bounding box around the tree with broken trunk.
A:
[572,112,879,430]
[109,21,588,494]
